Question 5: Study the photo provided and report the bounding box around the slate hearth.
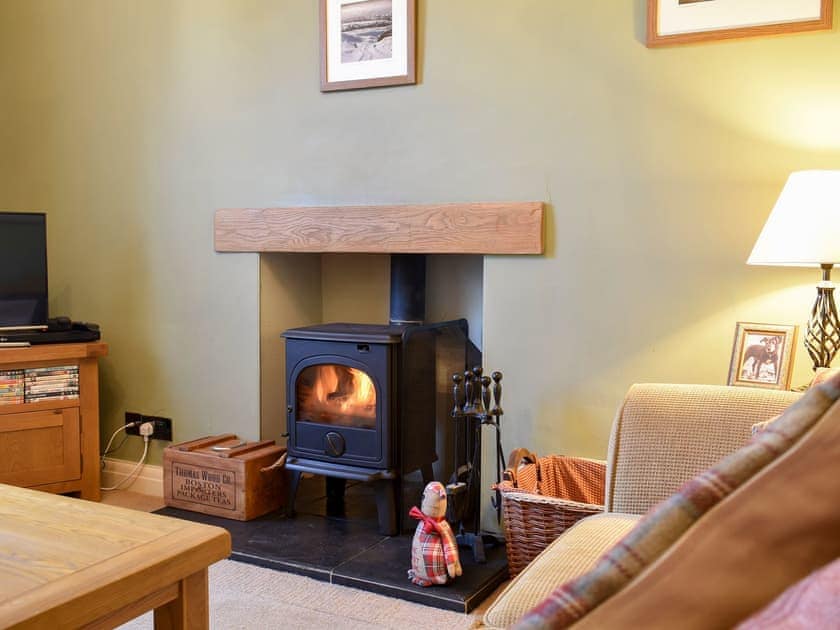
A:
[156,475,508,613]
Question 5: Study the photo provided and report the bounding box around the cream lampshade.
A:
[748,170,840,369]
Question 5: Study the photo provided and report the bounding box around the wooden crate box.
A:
[163,434,285,521]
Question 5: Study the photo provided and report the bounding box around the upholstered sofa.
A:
[483,383,807,628]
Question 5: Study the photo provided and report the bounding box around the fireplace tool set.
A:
[446,366,506,563]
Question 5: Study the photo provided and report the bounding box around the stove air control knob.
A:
[324,431,345,457]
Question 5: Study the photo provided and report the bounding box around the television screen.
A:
[0,212,48,327]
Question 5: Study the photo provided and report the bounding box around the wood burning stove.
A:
[283,320,469,535]
[282,253,474,535]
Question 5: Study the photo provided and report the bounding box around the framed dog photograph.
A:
[320,0,417,92]
[728,323,797,390]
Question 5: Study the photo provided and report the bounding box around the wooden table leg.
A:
[154,568,209,630]
[79,357,102,502]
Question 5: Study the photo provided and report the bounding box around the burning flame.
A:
[298,365,376,428]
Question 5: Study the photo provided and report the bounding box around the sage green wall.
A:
[260,253,322,446]
[482,4,840,467]
[1,1,838,477]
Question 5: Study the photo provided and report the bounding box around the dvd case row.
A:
[0,365,80,405]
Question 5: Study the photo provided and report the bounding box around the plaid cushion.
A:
[811,367,840,387]
[750,414,779,436]
[752,371,840,436]
[513,378,840,630]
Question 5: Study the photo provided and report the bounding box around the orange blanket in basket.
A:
[510,454,605,504]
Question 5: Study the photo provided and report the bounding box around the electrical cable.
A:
[100,422,153,492]
[100,436,149,492]
[100,422,137,468]
[102,432,130,458]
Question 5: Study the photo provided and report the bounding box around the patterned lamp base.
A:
[805,265,840,370]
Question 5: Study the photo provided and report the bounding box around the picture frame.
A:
[320,0,417,92]
[647,0,833,47]
[727,322,798,390]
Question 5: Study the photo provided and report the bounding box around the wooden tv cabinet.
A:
[0,342,108,501]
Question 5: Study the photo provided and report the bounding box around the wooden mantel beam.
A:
[214,202,544,255]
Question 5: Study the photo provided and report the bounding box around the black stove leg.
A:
[286,469,302,517]
[373,478,398,536]
[326,476,347,516]
[325,476,346,499]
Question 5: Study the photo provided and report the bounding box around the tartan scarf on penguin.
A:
[408,481,462,586]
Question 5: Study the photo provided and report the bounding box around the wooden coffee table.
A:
[0,484,231,629]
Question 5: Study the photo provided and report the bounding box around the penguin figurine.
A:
[408,481,462,586]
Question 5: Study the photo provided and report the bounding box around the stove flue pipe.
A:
[389,254,426,325]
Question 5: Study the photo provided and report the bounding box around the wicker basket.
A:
[497,449,606,577]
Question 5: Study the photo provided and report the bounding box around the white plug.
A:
[139,422,154,438]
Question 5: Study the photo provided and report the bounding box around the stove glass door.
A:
[295,364,377,430]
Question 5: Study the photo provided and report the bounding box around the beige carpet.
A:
[119,558,480,629]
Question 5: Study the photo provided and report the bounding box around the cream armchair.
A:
[482,383,801,628]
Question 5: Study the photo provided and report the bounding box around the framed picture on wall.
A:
[728,322,798,390]
[320,0,417,92]
[647,0,833,47]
